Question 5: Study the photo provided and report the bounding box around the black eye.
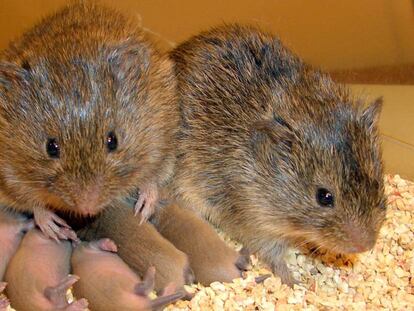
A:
[46,138,60,158]
[106,131,118,152]
[316,188,334,207]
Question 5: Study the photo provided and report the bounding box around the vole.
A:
[0,1,177,240]
[0,209,33,281]
[152,203,250,285]
[77,200,195,292]
[169,25,386,286]
[4,228,88,311]
[71,238,185,311]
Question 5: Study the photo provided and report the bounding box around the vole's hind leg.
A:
[34,207,77,242]
[44,275,80,309]
[134,183,159,223]
[235,247,251,271]
[135,267,155,296]
[259,242,298,287]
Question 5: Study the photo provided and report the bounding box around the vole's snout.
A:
[341,222,377,253]
[74,183,103,216]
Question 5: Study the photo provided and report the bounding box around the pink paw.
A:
[134,183,159,224]
[44,275,80,309]
[34,208,78,242]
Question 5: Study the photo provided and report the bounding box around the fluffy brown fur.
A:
[0,2,178,237]
[77,200,195,293]
[152,203,250,285]
[169,24,386,285]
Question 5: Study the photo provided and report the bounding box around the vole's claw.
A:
[134,184,158,224]
[34,208,77,242]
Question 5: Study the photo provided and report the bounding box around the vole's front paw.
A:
[271,260,299,288]
[135,267,156,296]
[134,183,159,224]
[34,208,78,242]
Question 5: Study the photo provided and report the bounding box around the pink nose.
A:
[342,222,376,253]
[75,184,102,216]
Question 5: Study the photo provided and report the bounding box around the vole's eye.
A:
[316,188,334,207]
[106,131,118,152]
[46,138,60,158]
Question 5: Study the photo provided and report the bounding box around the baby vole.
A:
[152,203,250,285]
[0,2,177,240]
[77,200,195,292]
[72,238,185,311]
[0,209,33,281]
[4,228,88,311]
[169,25,386,285]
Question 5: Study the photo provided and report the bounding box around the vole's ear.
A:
[251,114,294,157]
[361,97,382,132]
[0,62,25,89]
[104,38,151,86]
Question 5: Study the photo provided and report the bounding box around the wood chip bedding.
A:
[2,174,413,310]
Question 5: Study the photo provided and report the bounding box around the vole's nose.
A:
[74,182,102,216]
[342,222,376,253]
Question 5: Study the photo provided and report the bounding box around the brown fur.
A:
[169,24,386,285]
[77,200,194,292]
[152,203,250,285]
[0,2,178,231]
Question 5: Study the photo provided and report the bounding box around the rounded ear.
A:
[251,114,294,158]
[361,97,382,132]
[0,61,30,93]
[104,38,151,85]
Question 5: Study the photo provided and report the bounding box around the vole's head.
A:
[251,82,385,254]
[0,40,175,217]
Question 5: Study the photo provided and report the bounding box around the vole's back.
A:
[2,2,149,63]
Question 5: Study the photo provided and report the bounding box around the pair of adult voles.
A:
[0,0,386,293]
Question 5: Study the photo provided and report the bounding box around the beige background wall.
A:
[1,1,414,179]
[1,0,414,70]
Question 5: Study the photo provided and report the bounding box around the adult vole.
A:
[0,2,178,240]
[169,25,386,285]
